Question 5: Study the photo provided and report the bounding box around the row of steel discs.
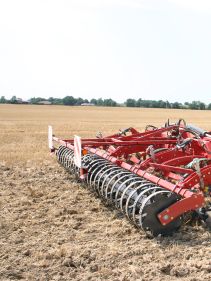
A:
[56,145,182,236]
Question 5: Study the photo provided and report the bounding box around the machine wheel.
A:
[141,192,183,236]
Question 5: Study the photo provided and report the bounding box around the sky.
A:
[0,0,211,103]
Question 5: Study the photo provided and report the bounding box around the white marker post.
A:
[48,125,53,150]
[74,135,82,168]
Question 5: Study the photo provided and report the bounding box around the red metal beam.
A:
[163,155,205,166]
[150,163,193,175]
[63,139,177,146]
[158,194,205,225]
[88,147,198,198]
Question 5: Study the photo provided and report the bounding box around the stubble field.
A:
[0,104,210,281]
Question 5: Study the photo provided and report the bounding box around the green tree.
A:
[188,101,206,110]
[47,97,63,104]
[48,97,54,103]
[208,103,211,110]
[54,98,63,105]
[0,96,6,103]
[135,98,142,107]
[184,102,190,109]
[199,102,205,110]
[104,99,117,106]
[172,102,182,109]
[10,96,17,104]
[90,98,97,105]
[30,97,45,104]
[157,100,166,108]
[149,100,158,108]
[126,99,136,107]
[189,101,199,110]
[63,96,76,105]
[166,100,171,108]
[75,97,84,105]
[96,98,104,106]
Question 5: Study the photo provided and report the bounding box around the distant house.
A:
[16,98,23,104]
[81,103,95,106]
[37,101,52,105]
[16,98,29,104]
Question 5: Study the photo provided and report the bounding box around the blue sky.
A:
[0,0,211,103]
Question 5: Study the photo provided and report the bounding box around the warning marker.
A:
[74,135,82,168]
[48,126,53,150]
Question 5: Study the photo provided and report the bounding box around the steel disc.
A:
[141,192,183,236]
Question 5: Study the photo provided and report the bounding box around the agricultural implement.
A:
[48,120,211,236]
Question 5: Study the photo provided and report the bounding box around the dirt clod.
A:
[90,264,99,272]
[62,258,77,268]
[170,267,190,277]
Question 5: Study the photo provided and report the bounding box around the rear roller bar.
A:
[56,148,182,236]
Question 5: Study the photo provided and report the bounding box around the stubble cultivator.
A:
[48,119,211,236]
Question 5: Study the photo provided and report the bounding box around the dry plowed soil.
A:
[0,105,210,280]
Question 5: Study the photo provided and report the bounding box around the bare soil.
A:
[0,105,210,280]
[0,161,210,281]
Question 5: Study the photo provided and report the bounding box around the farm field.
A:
[0,104,211,281]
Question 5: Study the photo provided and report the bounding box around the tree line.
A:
[0,96,118,107]
[0,95,211,110]
[125,98,210,110]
